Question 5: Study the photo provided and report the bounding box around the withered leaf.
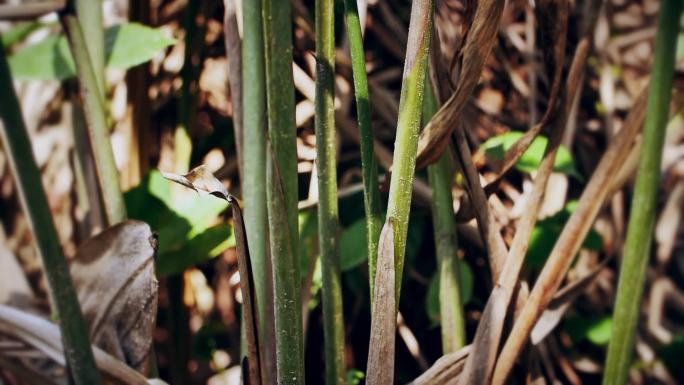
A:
[366,219,396,385]
[415,0,505,168]
[70,220,158,375]
[0,304,162,385]
[160,165,229,199]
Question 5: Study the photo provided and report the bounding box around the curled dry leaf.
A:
[0,304,163,385]
[415,0,505,168]
[160,165,230,199]
[70,220,158,374]
[366,219,396,385]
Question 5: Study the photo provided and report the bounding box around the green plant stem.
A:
[343,0,383,299]
[424,88,465,353]
[385,0,433,302]
[242,0,276,382]
[0,38,102,385]
[262,0,304,382]
[74,0,104,100]
[61,13,126,225]
[603,1,682,384]
[315,0,346,384]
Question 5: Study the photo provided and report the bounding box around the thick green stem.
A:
[315,0,346,384]
[343,0,383,298]
[262,0,304,382]
[0,39,102,385]
[385,0,433,302]
[603,1,682,384]
[242,0,276,382]
[62,13,125,225]
[74,0,104,101]
[424,88,465,353]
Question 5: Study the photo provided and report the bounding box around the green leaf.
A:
[526,201,603,269]
[105,23,176,70]
[157,223,235,276]
[1,22,50,48]
[125,171,232,276]
[8,35,74,80]
[481,131,582,179]
[8,22,175,80]
[563,315,612,346]
[340,218,368,272]
[346,369,365,385]
[425,259,474,325]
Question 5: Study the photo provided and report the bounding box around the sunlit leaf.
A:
[8,22,175,80]
[563,315,612,346]
[482,131,582,179]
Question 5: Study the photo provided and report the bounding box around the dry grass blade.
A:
[458,7,597,382]
[366,219,396,385]
[0,305,159,385]
[161,166,261,385]
[531,256,611,344]
[415,0,505,168]
[452,125,508,280]
[230,197,262,385]
[409,345,471,385]
[482,0,570,185]
[491,89,649,385]
[70,220,158,374]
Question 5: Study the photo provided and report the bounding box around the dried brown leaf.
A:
[0,304,160,385]
[416,0,505,168]
[409,345,471,385]
[531,257,611,345]
[160,165,229,198]
[70,220,158,374]
[366,219,396,385]
[492,88,649,385]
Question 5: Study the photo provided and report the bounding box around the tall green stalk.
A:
[61,13,126,225]
[603,1,682,384]
[262,0,304,382]
[74,0,104,101]
[343,0,383,298]
[424,88,465,353]
[385,0,433,302]
[0,39,102,385]
[315,0,346,384]
[242,0,275,382]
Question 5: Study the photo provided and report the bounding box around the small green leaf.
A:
[8,22,175,80]
[8,35,74,80]
[157,224,235,276]
[526,201,603,268]
[105,23,176,70]
[425,260,474,325]
[481,131,582,179]
[563,315,612,346]
[346,369,365,385]
[1,22,50,48]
